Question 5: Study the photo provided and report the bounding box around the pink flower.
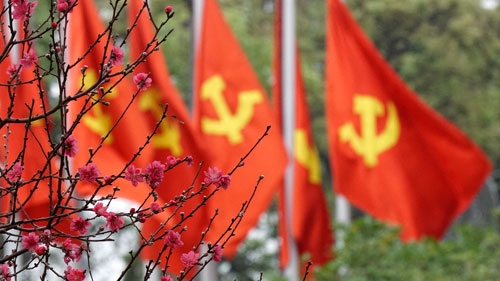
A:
[161,275,173,281]
[150,202,162,214]
[62,239,82,264]
[70,216,91,235]
[109,45,124,66]
[212,243,222,262]
[1,264,11,281]
[219,174,231,189]
[185,156,194,167]
[164,5,173,15]
[93,202,108,216]
[103,175,114,185]
[124,165,144,187]
[165,155,180,166]
[61,135,79,157]
[22,232,39,252]
[78,163,100,183]
[20,48,38,68]
[105,212,124,232]
[204,167,222,185]
[56,0,76,13]
[203,167,231,189]
[64,266,85,281]
[6,64,21,77]
[40,229,52,245]
[164,230,183,249]
[12,0,37,21]
[35,245,47,255]
[133,72,152,92]
[145,161,165,188]
[180,250,199,268]
[6,162,23,182]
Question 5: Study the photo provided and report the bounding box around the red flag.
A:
[0,8,59,229]
[68,1,156,206]
[273,0,334,272]
[194,0,288,258]
[325,0,492,241]
[127,1,206,273]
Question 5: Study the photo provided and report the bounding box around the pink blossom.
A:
[133,72,152,92]
[145,161,165,188]
[78,163,100,183]
[93,202,109,216]
[22,232,39,252]
[6,162,23,182]
[20,48,38,68]
[180,250,199,268]
[124,165,144,187]
[185,156,194,167]
[161,275,173,281]
[150,202,162,214]
[164,230,184,249]
[70,216,91,235]
[165,155,180,166]
[219,174,231,189]
[105,212,124,232]
[40,229,52,245]
[1,264,11,281]
[61,135,79,157]
[56,0,76,13]
[204,167,221,185]
[212,243,222,262]
[35,245,47,255]
[64,266,85,281]
[12,0,37,21]
[203,167,231,189]
[137,211,147,223]
[164,6,173,15]
[6,64,21,77]
[103,175,114,185]
[109,45,124,66]
[62,238,82,264]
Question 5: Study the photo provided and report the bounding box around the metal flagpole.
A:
[335,195,351,248]
[282,0,300,280]
[192,1,218,280]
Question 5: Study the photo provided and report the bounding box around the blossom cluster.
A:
[0,2,242,280]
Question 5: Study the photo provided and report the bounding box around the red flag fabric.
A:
[273,0,334,272]
[194,0,288,258]
[325,0,492,241]
[127,1,206,273]
[0,9,58,229]
[68,1,156,206]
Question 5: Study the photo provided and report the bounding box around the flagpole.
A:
[282,1,299,280]
[192,1,218,280]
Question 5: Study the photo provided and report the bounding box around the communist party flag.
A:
[68,1,156,205]
[194,0,288,258]
[0,7,57,229]
[325,0,492,241]
[272,0,334,273]
[127,1,206,273]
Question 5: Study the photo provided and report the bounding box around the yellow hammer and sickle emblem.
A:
[294,129,321,184]
[80,70,114,144]
[339,95,400,167]
[138,88,182,156]
[201,75,263,144]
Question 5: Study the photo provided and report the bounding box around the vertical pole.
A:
[335,195,351,248]
[192,1,218,280]
[281,0,299,280]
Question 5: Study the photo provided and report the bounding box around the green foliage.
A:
[315,217,500,281]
